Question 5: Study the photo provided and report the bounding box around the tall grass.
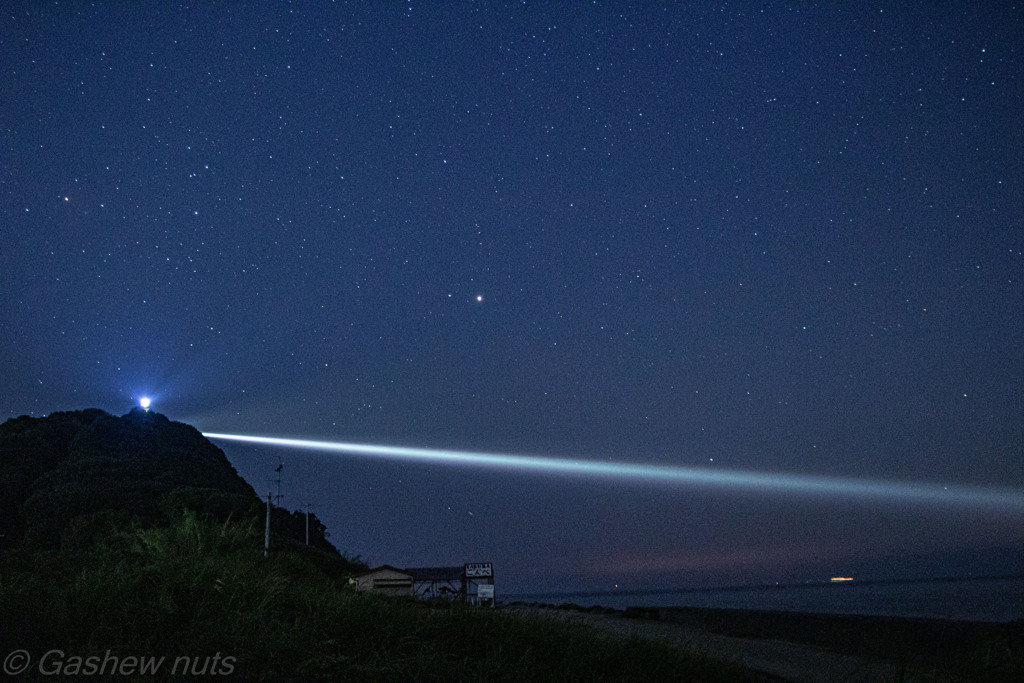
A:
[1,511,752,681]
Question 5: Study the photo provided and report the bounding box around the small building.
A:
[407,566,465,600]
[463,562,495,606]
[354,562,495,604]
[353,565,413,597]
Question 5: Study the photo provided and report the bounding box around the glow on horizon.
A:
[201,432,1024,511]
[139,397,151,410]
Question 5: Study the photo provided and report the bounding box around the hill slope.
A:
[0,408,335,558]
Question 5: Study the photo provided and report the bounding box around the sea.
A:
[506,575,1023,623]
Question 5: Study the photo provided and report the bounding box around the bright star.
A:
[476,295,483,302]
[139,397,151,410]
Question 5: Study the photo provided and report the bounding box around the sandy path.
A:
[507,607,957,682]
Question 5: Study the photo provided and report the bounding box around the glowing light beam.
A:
[202,432,1024,510]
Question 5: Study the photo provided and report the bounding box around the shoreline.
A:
[504,602,1024,681]
[508,572,1024,601]
[504,574,1024,623]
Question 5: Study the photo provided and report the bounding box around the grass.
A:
[1,511,754,681]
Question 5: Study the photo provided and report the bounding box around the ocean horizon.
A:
[505,574,1024,623]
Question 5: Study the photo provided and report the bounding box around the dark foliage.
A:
[0,409,336,560]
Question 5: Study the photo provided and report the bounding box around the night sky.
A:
[3,3,1022,594]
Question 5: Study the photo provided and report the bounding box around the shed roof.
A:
[356,564,413,578]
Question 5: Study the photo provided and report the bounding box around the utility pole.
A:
[264,458,283,558]
[303,503,312,546]
[274,457,284,506]
[264,493,271,558]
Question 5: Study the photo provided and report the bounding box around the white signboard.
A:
[477,584,494,599]
[465,562,493,578]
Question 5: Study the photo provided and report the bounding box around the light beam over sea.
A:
[202,432,1024,510]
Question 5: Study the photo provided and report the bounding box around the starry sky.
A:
[3,3,1022,594]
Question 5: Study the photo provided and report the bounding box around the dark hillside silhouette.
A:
[0,408,338,561]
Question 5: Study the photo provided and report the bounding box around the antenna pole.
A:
[264,493,271,558]
[274,457,284,506]
[304,503,311,545]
